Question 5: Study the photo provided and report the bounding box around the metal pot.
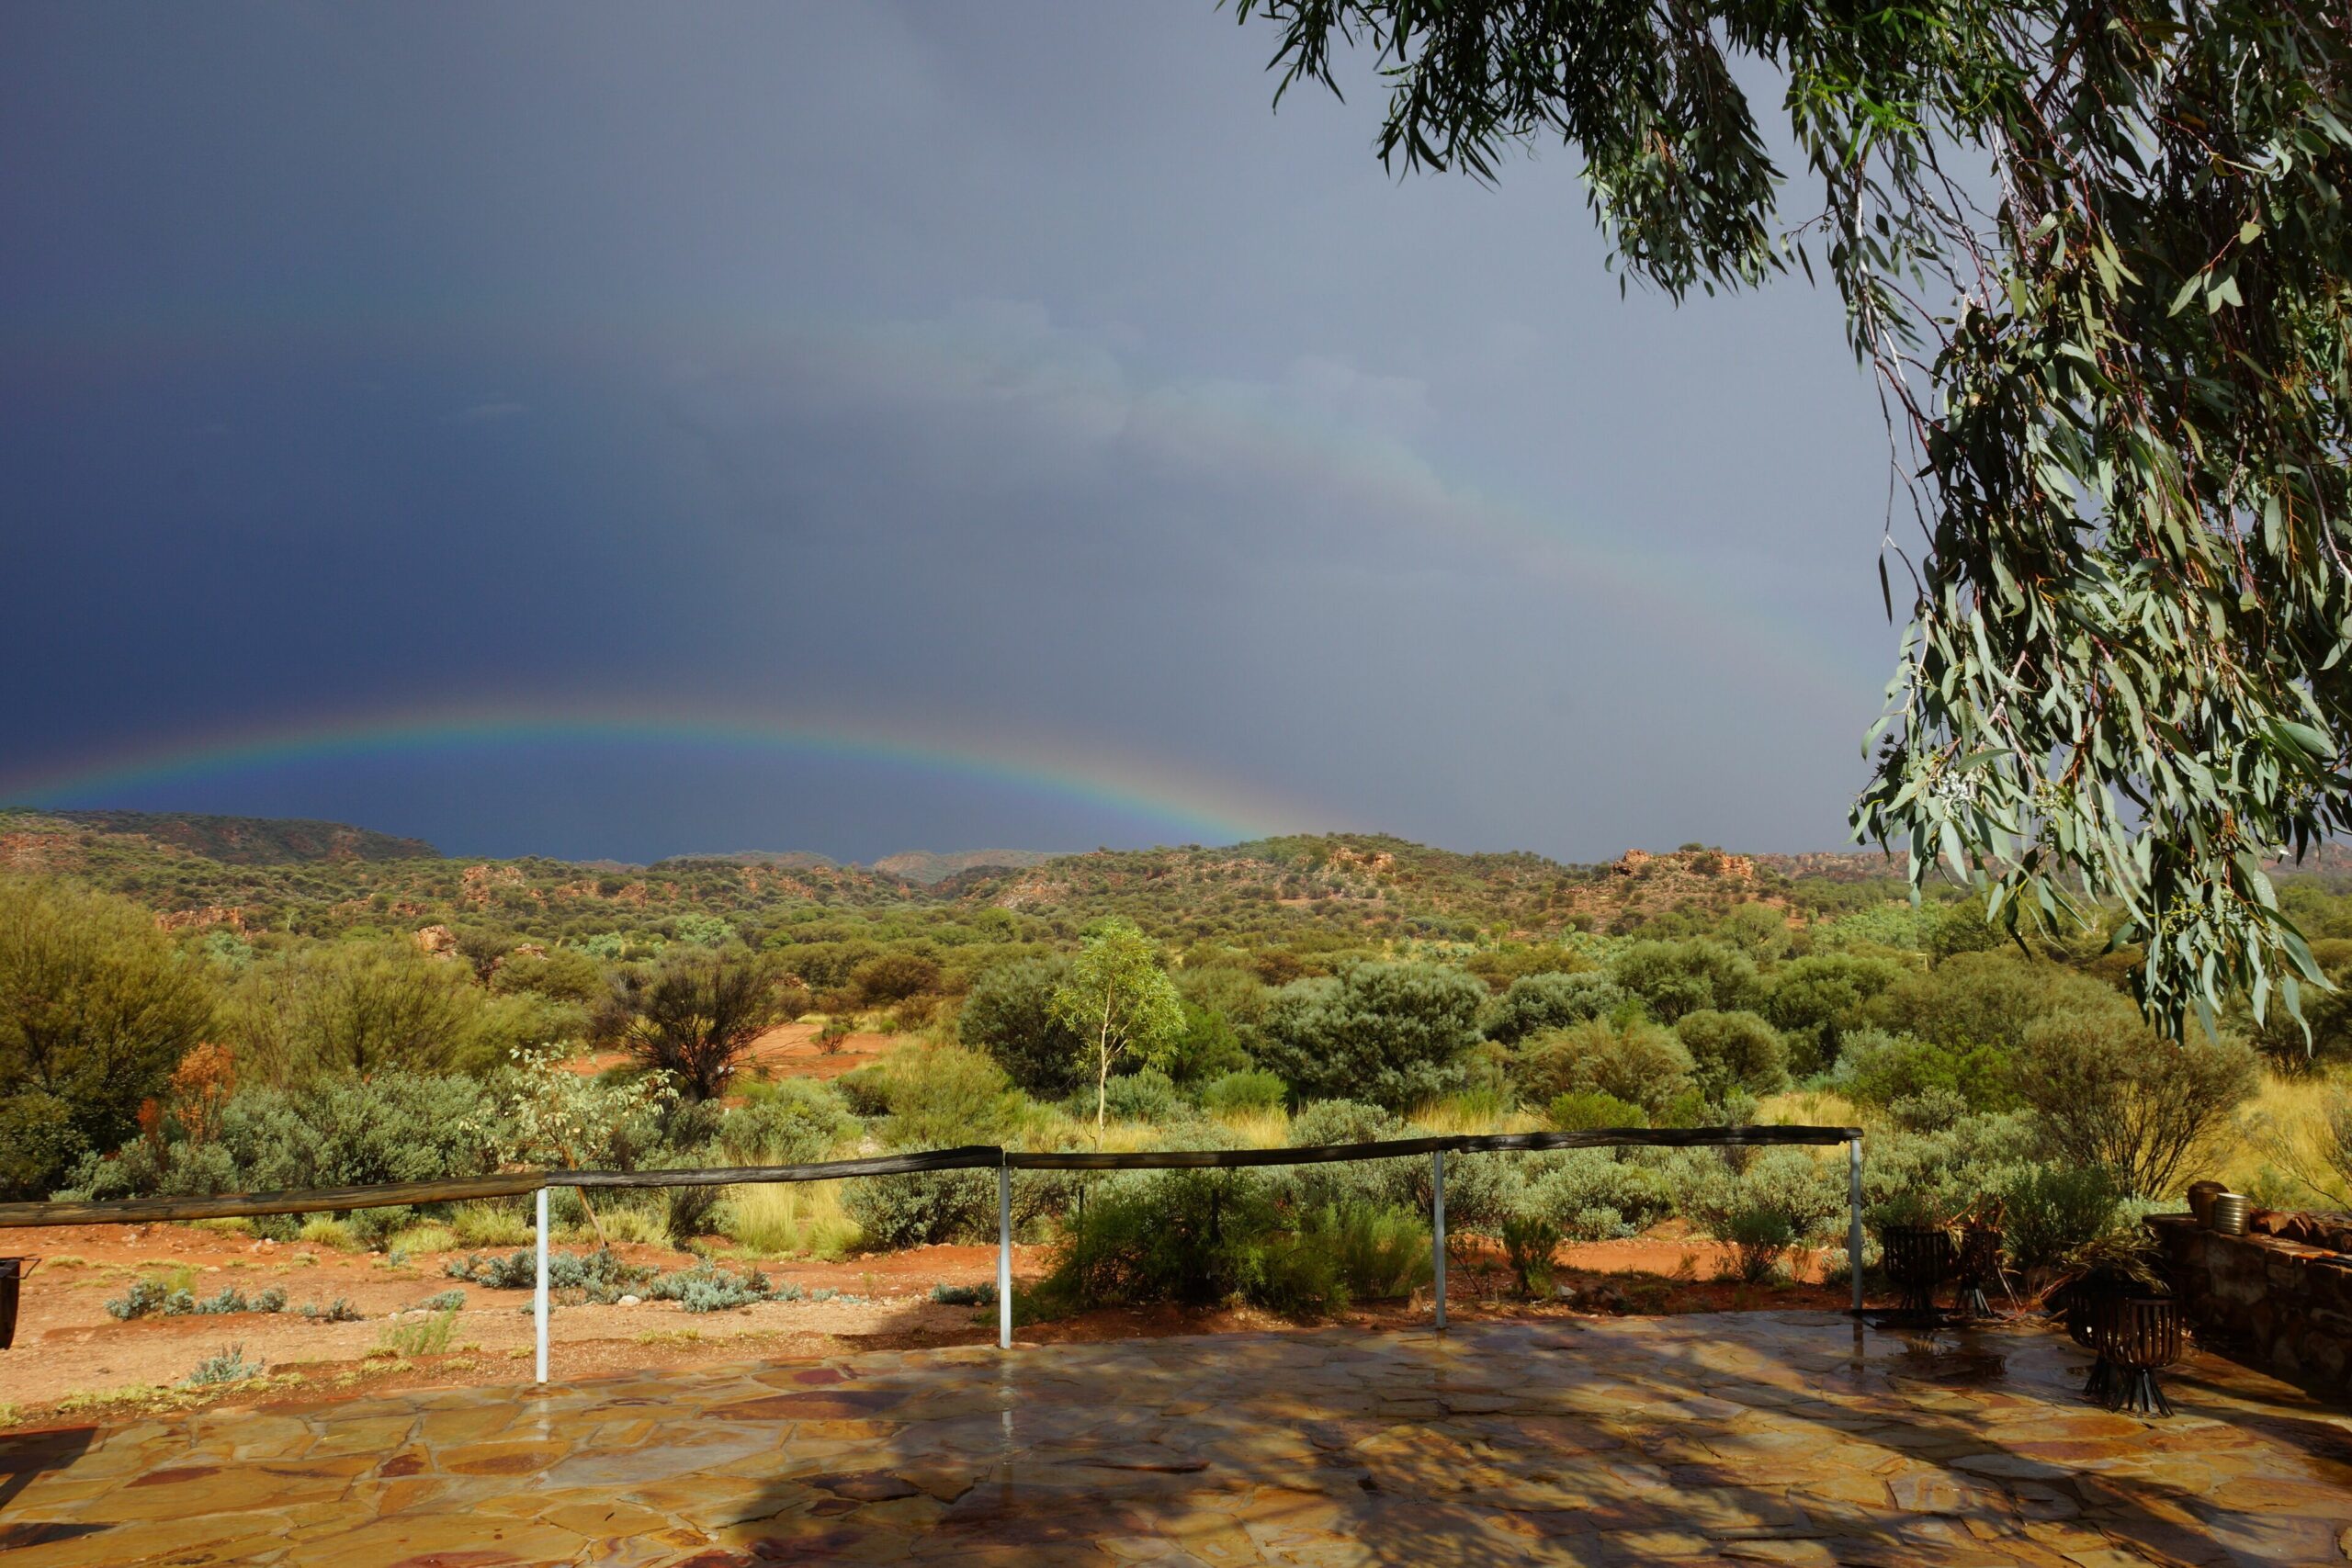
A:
[2187,1180,2225,1226]
[2210,1193,2250,1236]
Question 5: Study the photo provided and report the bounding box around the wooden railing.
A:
[0,1125,1867,1380]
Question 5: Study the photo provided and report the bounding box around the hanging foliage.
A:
[1233,0,2352,1033]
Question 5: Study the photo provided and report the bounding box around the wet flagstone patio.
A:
[3,1311,2350,1566]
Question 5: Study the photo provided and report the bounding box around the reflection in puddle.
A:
[1887,1332,2011,1386]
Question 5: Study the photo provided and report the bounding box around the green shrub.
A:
[2008,1004,2259,1198]
[1483,973,1628,1045]
[1202,1069,1287,1115]
[1256,963,1484,1110]
[444,1247,654,1302]
[1672,1010,1790,1098]
[1516,1149,1685,1240]
[843,1169,1001,1249]
[1837,1030,2015,1112]
[871,1045,1030,1150]
[226,940,508,1079]
[1720,1208,1797,1283]
[1097,1067,1184,1125]
[1999,1164,2124,1273]
[1608,940,1762,1022]
[721,1079,859,1164]
[930,1280,998,1306]
[958,957,1086,1098]
[1547,1091,1648,1131]
[66,1072,504,1205]
[1041,1168,1280,1310]
[0,879,216,1198]
[182,1345,266,1386]
[298,1297,363,1323]
[664,1182,725,1246]
[1501,1213,1562,1297]
[1511,1020,1694,1114]
[1313,1202,1432,1301]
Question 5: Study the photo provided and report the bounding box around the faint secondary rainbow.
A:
[1,705,1305,845]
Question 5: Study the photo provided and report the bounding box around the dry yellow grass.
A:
[2219,1069,2351,1210]
[718,1179,860,1259]
[1216,1107,1291,1148]
[1755,1088,1864,1131]
[1408,1100,1544,1138]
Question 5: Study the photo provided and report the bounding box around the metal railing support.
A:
[997,1164,1013,1350]
[534,1186,550,1383]
[1431,1148,1446,1331]
[1848,1138,1865,1316]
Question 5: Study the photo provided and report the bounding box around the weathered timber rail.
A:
[0,1125,1867,1379]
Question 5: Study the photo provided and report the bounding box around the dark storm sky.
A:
[1,2,1901,866]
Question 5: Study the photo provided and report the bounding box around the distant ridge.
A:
[651,850,836,871]
[870,848,1058,886]
[0,808,436,863]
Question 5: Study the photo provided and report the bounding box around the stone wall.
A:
[2148,1213,2352,1399]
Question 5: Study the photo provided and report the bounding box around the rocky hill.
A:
[869,848,1057,885]
[0,808,436,864]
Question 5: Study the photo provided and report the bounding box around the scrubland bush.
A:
[1202,1069,1287,1115]
[227,940,508,1079]
[1482,972,1628,1045]
[720,1078,858,1164]
[1502,1213,1561,1297]
[1998,1165,2124,1274]
[1672,1010,1789,1098]
[63,1072,503,1206]
[1256,963,1483,1109]
[1608,940,1762,1022]
[2008,1005,2258,1198]
[1511,1020,1694,1114]
[1547,1091,1648,1131]
[958,957,1085,1097]
[0,879,215,1198]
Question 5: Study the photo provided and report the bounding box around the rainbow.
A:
[0,703,1304,846]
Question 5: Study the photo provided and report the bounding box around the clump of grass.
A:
[931,1280,998,1306]
[562,1202,667,1248]
[410,1289,466,1313]
[189,1217,255,1237]
[387,1222,459,1257]
[298,1297,362,1323]
[42,1256,88,1269]
[1753,1087,1865,1130]
[297,1216,360,1252]
[1410,1091,1535,1137]
[1215,1107,1290,1148]
[369,1309,458,1360]
[718,1180,861,1259]
[182,1345,266,1386]
[448,1201,535,1250]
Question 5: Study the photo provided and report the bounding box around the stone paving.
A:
[3,1312,2350,1566]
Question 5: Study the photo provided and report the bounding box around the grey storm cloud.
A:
[1,0,1903,863]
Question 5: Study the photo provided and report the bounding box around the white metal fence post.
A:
[534,1185,550,1383]
[1431,1148,1446,1331]
[997,1163,1013,1350]
[1848,1138,1865,1316]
